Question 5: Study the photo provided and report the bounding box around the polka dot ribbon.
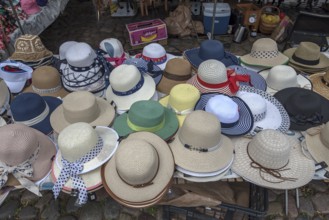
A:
[52,137,103,205]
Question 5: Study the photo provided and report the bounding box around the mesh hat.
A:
[310,69,329,100]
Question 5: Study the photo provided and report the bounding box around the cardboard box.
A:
[126,19,168,47]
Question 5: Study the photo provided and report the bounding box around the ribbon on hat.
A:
[168,104,193,116]
[52,137,103,205]
[112,74,144,96]
[292,54,320,66]
[290,112,323,126]
[0,144,41,196]
[13,103,49,127]
[140,54,167,65]
[32,84,62,95]
[127,116,165,132]
[105,53,126,67]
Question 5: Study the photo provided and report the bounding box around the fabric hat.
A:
[274,87,329,131]
[113,100,179,141]
[50,91,115,134]
[20,0,41,15]
[52,122,119,205]
[0,79,11,115]
[156,58,192,95]
[59,41,77,61]
[23,66,69,98]
[102,131,174,206]
[283,42,329,70]
[194,93,253,136]
[259,65,312,95]
[135,43,176,70]
[0,124,56,195]
[11,93,62,135]
[310,69,329,100]
[237,86,290,135]
[169,110,234,173]
[0,60,33,93]
[159,84,200,127]
[186,59,251,96]
[99,38,129,67]
[106,64,156,111]
[232,129,315,190]
[183,40,240,69]
[240,38,289,68]
[10,35,53,63]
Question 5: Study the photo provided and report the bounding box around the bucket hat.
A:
[23,66,69,98]
[21,0,41,15]
[310,69,329,100]
[159,84,200,127]
[186,60,251,96]
[106,64,156,111]
[237,86,290,135]
[259,65,312,95]
[0,79,11,115]
[99,38,129,67]
[52,122,119,205]
[169,110,234,173]
[195,93,253,136]
[274,87,329,131]
[102,131,174,206]
[156,58,192,95]
[240,38,289,68]
[232,129,315,190]
[50,91,115,134]
[59,41,77,61]
[0,124,56,195]
[11,93,62,135]
[135,43,176,70]
[113,100,179,141]
[183,40,240,69]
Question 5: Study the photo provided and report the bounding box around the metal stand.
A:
[210,0,218,40]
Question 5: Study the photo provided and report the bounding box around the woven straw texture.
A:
[310,71,329,100]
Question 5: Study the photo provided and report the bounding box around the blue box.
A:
[203,3,231,35]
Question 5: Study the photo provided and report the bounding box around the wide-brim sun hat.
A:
[310,70,329,100]
[0,79,10,114]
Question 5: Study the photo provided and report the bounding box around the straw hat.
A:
[99,38,129,67]
[23,66,69,98]
[274,87,329,131]
[259,65,312,95]
[169,110,234,173]
[159,84,200,127]
[232,129,315,190]
[310,69,329,100]
[106,64,156,111]
[113,100,179,141]
[240,38,289,68]
[194,93,253,136]
[102,131,174,206]
[50,91,115,134]
[0,79,10,115]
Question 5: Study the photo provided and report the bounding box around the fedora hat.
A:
[183,40,239,69]
[50,91,115,134]
[102,131,174,206]
[284,42,329,70]
[274,87,329,131]
[23,66,69,98]
[310,69,329,100]
[169,110,234,173]
[259,65,312,95]
[0,79,11,115]
[0,124,56,195]
[157,58,192,95]
[232,129,315,189]
[135,43,176,70]
[159,84,200,127]
[237,86,290,135]
[106,64,156,111]
[240,38,289,68]
[59,41,77,61]
[11,93,62,135]
[52,122,119,205]
[99,38,129,67]
[186,60,251,96]
[195,93,254,136]
[113,100,179,141]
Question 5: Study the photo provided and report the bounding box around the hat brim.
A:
[284,48,329,69]
[23,84,70,99]
[50,97,115,134]
[55,126,119,174]
[159,95,189,127]
[102,131,174,203]
[113,107,179,141]
[10,51,53,63]
[287,62,329,74]
[310,72,329,100]
[0,80,10,107]
[232,136,315,190]
[194,93,254,136]
[240,52,289,68]
[4,80,27,94]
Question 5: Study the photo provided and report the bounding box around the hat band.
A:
[290,112,323,126]
[292,54,320,66]
[168,104,193,116]
[69,60,98,72]
[127,117,165,132]
[32,84,62,94]
[13,103,49,127]
[105,53,126,67]
[253,111,266,122]
[142,54,167,65]
[163,71,191,81]
[250,50,279,59]
[181,135,221,153]
[112,75,144,96]
[221,120,239,128]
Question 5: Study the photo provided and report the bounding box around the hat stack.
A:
[0,79,11,115]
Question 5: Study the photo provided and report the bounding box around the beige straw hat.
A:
[310,69,329,100]
[50,91,115,133]
[0,79,10,115]
[169,110,234,173]
[232,129,315,189]
[102,131,174,205]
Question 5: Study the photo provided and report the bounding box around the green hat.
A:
[113,100,179,141]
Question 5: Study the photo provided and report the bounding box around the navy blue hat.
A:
[10,93,62,135]
[183,40,240,69]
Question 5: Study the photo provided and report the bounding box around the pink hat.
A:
[21,0,41,15]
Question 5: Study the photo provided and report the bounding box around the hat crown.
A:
[249,129,290,169]
[250,38,279,59]
[205,95,239,124]
[58,122,99,162]
[100,38,124,58]
[142,43,166,59]
[115,139,159,186]
[199,40,224,60]
[66,42,97,67]
[110,64,142,92]
[32,66,61,90]
[168,84,200,111]
[14,35,46,54]
[164,58,192,77]
[267,65,298,91]
[294,42,320,61]
[198,60,227,84]
[238,92,266,121]
[59,41,77,60]
[286,89,321,117]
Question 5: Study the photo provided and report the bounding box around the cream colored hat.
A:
[310,69,329,100]
[232,129,315,190]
